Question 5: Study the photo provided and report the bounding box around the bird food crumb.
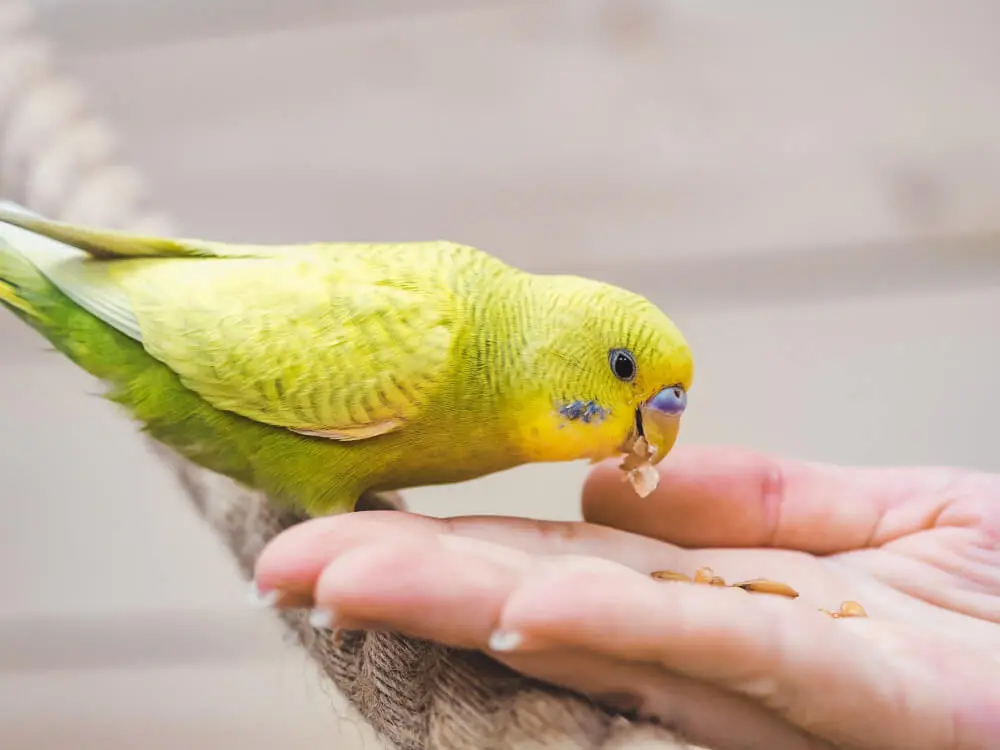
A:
[619,436,659,497]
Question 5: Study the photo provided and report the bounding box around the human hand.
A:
[253,446,1000,750]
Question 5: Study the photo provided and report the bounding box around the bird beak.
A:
[637,385,687,465]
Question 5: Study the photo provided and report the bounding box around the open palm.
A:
[255,446,1000,750]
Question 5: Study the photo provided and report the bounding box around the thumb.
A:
[581,445,973,554]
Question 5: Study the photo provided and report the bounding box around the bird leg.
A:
[649,567,867,619]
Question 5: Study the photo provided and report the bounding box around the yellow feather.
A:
[0,202,695,517]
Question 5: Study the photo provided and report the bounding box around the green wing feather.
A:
[120,257,455,439]
[0,206,457,441]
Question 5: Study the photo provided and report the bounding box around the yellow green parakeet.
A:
[0,201,693,516]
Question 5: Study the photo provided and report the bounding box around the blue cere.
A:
[647,386,687,417]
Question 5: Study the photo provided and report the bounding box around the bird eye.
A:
[608,348,637,382]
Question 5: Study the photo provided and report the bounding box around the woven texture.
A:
[169,451,704,749]
[167,452,704,749]
[0,4,708,747]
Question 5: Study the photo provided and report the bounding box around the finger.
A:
[254,510,695,596]
[497,649,832,750]
[296,525,804,691]
[311,534,529,648]
[582,444,975,554]
[255,511,845,613]
[441,515,839,608]
[263,518,994,749]
[493,554,960,749]
[299,531,831,750]
[254,511,445,599]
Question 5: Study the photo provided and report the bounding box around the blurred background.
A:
[1,0,999,747]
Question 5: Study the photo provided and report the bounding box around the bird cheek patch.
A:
[557,399,609,425]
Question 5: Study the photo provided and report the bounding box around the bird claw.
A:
[650,567,868,618]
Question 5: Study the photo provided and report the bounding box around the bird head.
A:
[515,276,693,469]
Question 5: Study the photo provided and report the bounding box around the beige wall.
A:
[2,1,999,747]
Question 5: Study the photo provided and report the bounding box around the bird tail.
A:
[0,204,53,324]
[0,266,37,318]
[0,200,140,380]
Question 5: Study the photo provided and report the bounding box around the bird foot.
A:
[649,567,867,619]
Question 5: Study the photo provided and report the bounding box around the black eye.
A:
[608,348,637,382]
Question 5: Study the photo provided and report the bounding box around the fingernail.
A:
[308,607,337,630]
[247,580,280,608]
[488,629,523,652]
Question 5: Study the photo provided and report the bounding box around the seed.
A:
[732,579,800,599]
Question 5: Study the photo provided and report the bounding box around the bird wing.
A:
[0,206,457,441]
